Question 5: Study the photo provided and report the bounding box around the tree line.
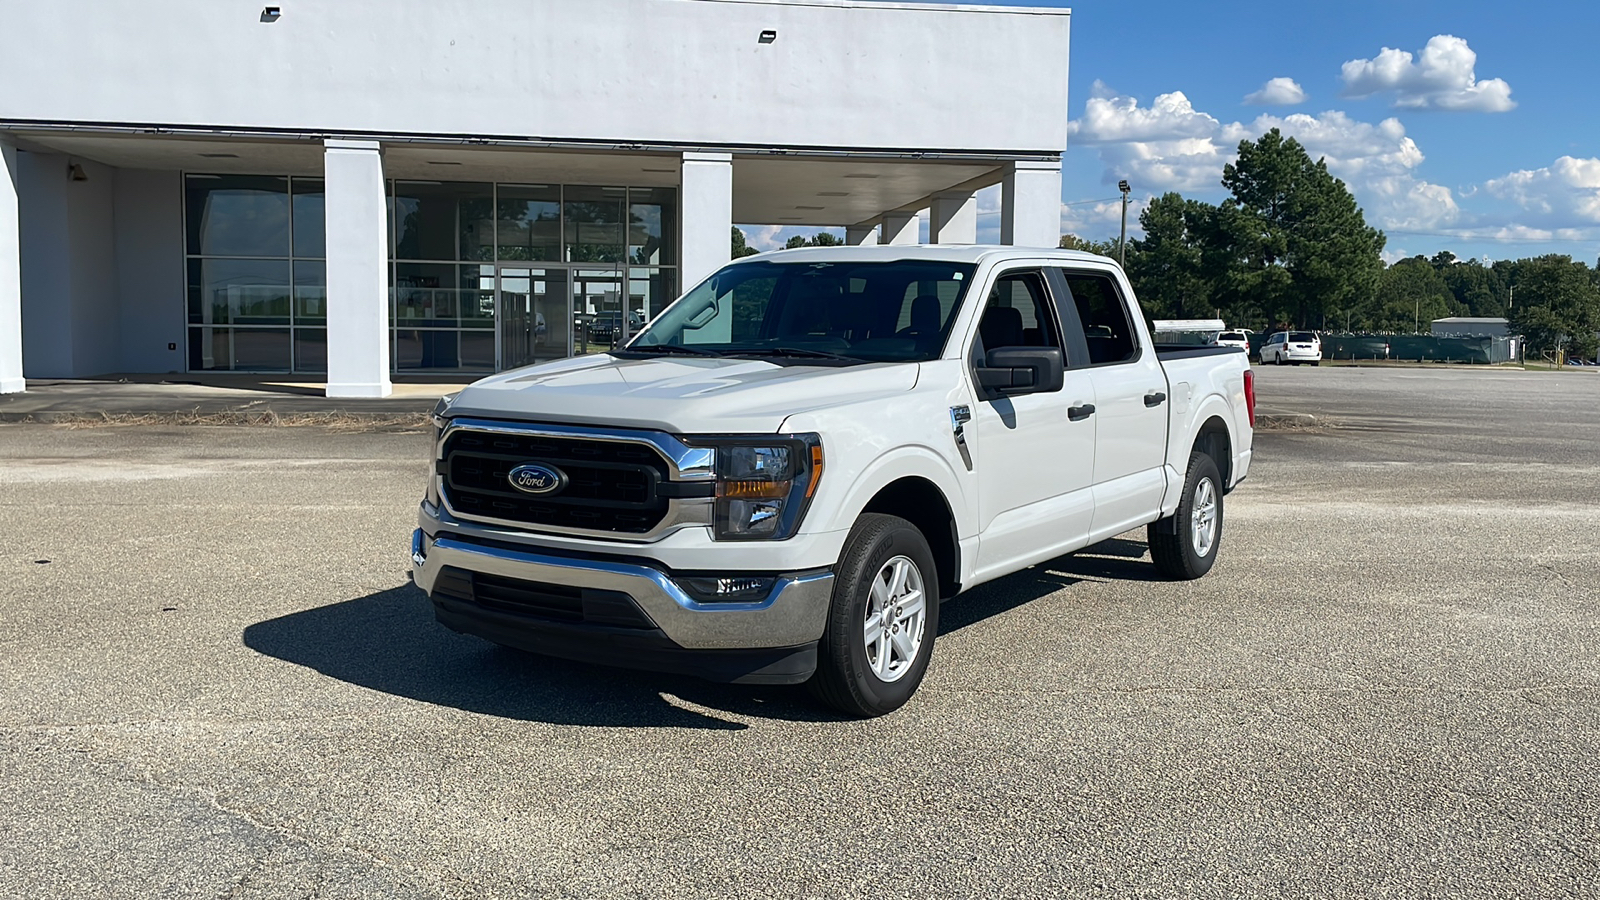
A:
[1066,129,1600,358]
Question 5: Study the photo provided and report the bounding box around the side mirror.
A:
[976,347,1064,396]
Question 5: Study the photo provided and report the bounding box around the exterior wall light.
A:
[68,163,88,182]
[261,6,281,22]
[759,30,777,44]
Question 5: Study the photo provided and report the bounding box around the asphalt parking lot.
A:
[2,366,1597,898]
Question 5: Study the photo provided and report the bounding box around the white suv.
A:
[1261,331,1321,365]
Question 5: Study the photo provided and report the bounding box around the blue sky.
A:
[748,0,1600,264]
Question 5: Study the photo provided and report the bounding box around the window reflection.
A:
[564,185,626,263]
[186,175,290,257]
[497,184,560,262]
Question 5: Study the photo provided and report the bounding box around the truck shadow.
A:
[241,537,1161,729]
[939,536,1161,633]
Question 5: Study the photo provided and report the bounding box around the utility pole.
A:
[1117,179,1131,267]
[1414,298,1420,334]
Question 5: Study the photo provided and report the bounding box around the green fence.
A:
[1249,333,1517,364]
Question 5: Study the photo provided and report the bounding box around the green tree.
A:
[731,226,760,258]
[1366,256,1458,332]
[785,232,844,249]
[1508,255,1600,358]
[1057,233,1119,256]
[1219,129,1386,329]
[1127,193,1222,320]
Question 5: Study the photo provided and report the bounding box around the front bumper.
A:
[411,529,835,681]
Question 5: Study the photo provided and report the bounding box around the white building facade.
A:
[0,0,1070,397]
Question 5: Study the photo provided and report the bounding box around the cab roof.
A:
[729,244,1115,267]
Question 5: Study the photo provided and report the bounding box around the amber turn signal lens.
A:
[805,444,824,498]
[718,479,790,500]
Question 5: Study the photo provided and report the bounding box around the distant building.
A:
[1431,317,1512,337]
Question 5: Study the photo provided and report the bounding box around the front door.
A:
[968,267,1098,583]
[497,266,569,370]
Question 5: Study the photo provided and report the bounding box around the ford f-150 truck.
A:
[412,246,1255,716]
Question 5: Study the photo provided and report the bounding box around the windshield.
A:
[626,260,977,363]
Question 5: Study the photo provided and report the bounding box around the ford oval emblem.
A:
[507,463,566,495]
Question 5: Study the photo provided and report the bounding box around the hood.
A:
[444,354,921,434]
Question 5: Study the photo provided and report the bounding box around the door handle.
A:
[1068,404,1096,421]
[1144,392,1167,407]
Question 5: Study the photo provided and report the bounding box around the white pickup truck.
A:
[411,246,1255,716]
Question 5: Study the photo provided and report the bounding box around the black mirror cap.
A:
[979,346,1064,396]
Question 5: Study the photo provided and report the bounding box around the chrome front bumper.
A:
[411,529,834,650]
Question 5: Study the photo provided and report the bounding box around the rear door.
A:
[967,265,1097,580]
[1050,267,1170,543]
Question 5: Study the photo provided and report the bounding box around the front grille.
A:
[442,429,670,533]
[432,566,655,629]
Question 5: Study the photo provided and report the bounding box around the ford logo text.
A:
[507,463,566,495]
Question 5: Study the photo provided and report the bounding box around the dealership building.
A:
[0,0,1071,397]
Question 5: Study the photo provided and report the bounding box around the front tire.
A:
[1148,451,1224,580]
[807,514,940,717]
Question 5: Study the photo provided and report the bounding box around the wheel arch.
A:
[857,475,962,600]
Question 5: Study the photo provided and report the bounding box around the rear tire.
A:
[1148,451,1224,580]
[807,513,940,718]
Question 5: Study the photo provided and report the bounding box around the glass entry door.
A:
[572,267,630,354]
[497,266,569,370]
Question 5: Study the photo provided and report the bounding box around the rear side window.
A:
[1290,332,1317,342]
[1057,271,1138,365]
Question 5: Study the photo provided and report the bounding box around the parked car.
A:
[1213,331,1251,355]
[1261,331,1322,365]
[412,246,1256,717]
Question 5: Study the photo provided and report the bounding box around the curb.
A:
[1255,412,1320,429]
[0,409,433,427]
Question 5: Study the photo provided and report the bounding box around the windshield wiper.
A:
[729,347,865,362]
[611,344,724,357]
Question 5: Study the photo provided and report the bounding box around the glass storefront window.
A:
[394,263,460,327]
[392,181,494,261]
[564,186,626,263]
[294,328,327,372]
[629,187,676,266]
[188,327,292,372]
[187,258,291,325]
[293,260,326,323]
[186,175,290,258]
[497,184,561,262]
[292,179,325,258]
[461,264,496,329]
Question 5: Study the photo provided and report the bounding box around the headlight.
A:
[686,435,823,541]
[425,395,455,507]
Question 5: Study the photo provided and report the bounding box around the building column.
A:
[845,223,879,246]
[929,191,977,244]
[679,151,733,291]
[323,140,391,398]
[0,141,23,393]
[1001,159,1062,248]
[881,211,919,246]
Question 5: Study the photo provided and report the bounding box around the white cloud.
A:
[1484,156,1600,225]
[1246,111,1459,230]
[1068,86,1460,230]
[1244,77,1308,106]
[1068,89,1238,192]
[1340,35,1515,112]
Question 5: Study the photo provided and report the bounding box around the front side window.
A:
[974,270,1060,356]
[1057,271,1139,365]
[627,260,976,363]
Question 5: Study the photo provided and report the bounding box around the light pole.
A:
[1118,179,1131,267]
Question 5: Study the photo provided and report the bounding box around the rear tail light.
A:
[1244,369,1257,427]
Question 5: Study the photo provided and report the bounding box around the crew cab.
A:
[411,247,1255,716]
